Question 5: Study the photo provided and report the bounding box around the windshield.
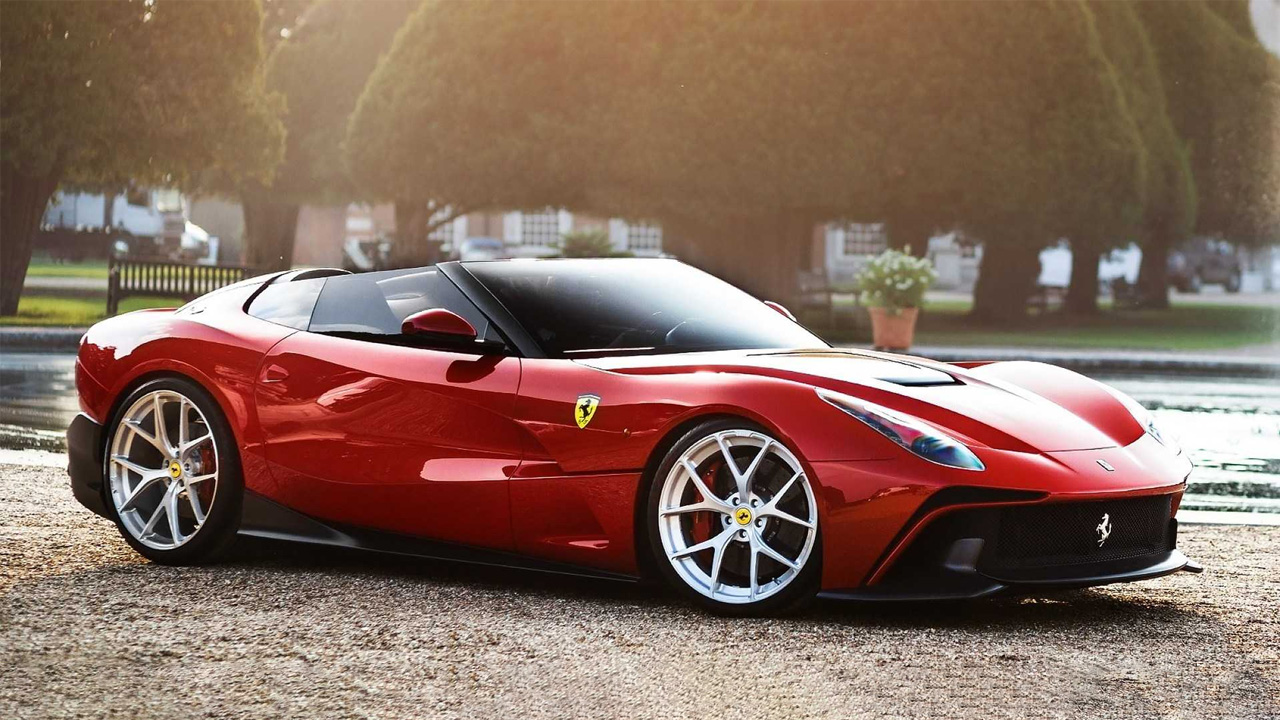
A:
[464,259,827,358]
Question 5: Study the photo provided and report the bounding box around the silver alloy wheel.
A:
[657,429,818,605]
[107,389,219,550]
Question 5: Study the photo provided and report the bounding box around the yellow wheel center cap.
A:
[734,507,753,526]
[168,461,182,479]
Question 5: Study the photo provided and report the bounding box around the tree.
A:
[560,229,627,258]
[1135,1,1280,305]
[0,0,284,315]
[952,2,1145,321]
[347,1,1145,313]
[347,0,615,266]
[241,0,416,271]
[1064,2,1195,314]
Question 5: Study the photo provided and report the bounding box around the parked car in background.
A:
[43,187,216,263]
[1168,238,1243,293]
[457,236,506,262]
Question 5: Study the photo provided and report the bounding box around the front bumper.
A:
[820,491,1200,601]
[67,413,110,519]
[819,548,1197,602]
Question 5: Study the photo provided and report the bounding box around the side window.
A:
[308,268,494,341]
[246,277,326,330]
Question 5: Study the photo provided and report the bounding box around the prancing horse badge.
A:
[575,394,601,429]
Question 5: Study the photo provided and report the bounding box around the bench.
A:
[107,257,257,315]
[1026,284,1067,314]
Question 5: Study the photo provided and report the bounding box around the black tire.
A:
[645,418,821,616]
[102,376,243,565]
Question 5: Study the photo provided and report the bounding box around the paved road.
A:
[1,463,1277,719]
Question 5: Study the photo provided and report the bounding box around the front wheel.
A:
[103,377,242,564]
[647,420,821,615]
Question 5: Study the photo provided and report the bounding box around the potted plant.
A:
[855,247,936,350]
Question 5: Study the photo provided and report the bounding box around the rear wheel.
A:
[104,377,242,564]
[647,420,820,615]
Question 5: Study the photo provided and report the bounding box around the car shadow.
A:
[223,536,1205,629]
[224,535,663,606]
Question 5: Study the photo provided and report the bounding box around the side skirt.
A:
[238,491,640,584]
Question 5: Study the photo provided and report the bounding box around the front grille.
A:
[982,494,1174,577]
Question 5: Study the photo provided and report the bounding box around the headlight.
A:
[817,388,985,471]
[1103,386,1181,455]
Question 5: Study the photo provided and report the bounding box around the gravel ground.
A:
[2,463,1278,720]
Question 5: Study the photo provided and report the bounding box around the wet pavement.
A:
[1,352,1276,512]
[0,353,75,452]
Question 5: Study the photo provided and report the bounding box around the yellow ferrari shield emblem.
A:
[734,507,753,525]
[168,461,182,479]
[575,394,601,429]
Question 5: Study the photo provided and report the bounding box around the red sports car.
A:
[68,259,1199,614]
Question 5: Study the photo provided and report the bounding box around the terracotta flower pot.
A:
[868,306,919,350]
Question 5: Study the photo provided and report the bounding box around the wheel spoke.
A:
[660,500,726,517]
[757,468,814,529]
[185,472,216,485]
[111,454,163,479]
[681,459,732,512]
[153,395,173,457]
[707,527,737,597]
[186,485,206,526]
[179,432,212,454]
[123,419,165,454]
[757,506,815,529]
[139,489,170,537]
[748,539,760,600]
[739,439,773,492]
[715,433,751,499]
[120,473,166,511]
[166,486,183,543]
[770,470,803,508]
[178,399,190,448]
[669,525,737,560]
[752,531,800,570]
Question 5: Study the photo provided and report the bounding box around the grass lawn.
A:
[909,298,1278,351]
[0,294,183,327]
[24,260,109,280]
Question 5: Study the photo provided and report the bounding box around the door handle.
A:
[261,364,290,383]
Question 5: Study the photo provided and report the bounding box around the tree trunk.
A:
[657,213,810,305]
[391,200,435,268]
[242,198,300,272]
[971,241,1041,323]
[0,166,60,316]
[1136,222,1172,309]
[885,216,933,257]
[1065,244,1101,315]
[391,201,468,269]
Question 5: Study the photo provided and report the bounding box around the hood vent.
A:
[751,350,960,387]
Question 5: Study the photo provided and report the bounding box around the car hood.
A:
[577,349,1130,453]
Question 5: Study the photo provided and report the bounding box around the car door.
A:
[253,268,524,550]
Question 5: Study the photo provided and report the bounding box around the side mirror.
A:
[401,308,477,341]
[763,300,796,321]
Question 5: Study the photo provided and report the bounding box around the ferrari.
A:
[68,258,1200,614]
